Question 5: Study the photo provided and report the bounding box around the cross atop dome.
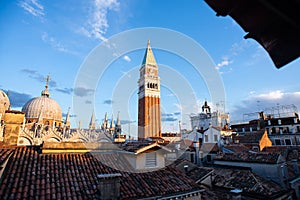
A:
[45,74,50,88]
[41,74,50,97]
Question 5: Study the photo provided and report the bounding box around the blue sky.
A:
[1,0,300,136]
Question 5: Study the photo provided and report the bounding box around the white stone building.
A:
[190,101,230,130]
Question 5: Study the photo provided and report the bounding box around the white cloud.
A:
[215,56,233,74]
[256,90,284,100]
[217,60,230,68]
[230,90,300,121]
[19,0,44,17]
[217,39,263,73]
[123,55,131,62]
[81,0,120,41]
[41,32,78,55]
[216,57,232,70]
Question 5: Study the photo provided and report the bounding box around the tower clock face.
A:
[150,68,154,75]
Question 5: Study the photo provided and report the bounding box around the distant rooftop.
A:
[214,152,281,164]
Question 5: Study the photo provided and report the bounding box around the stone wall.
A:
[3,111,25,145]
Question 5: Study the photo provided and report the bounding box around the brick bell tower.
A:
[138,40,161,140]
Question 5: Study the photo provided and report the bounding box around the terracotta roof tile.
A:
[214,152,280,164]
[213,168,288,197]
[223,144,250,153]
[234,130,265,144]
[170,158,213,182]
[0,146,201,199]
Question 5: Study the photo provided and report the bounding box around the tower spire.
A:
[65,107,71,127]
[116,111,121,126]
[89,110,96,130]
[115,111,122,135]
[110,114,115,129]
[142,40,157,66]
[102,112,109,131]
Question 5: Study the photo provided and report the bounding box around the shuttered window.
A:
[145,152,157,167]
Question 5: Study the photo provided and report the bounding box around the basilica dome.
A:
[22,96,62,121]
[22,76,63,126]
[0,90,10,117]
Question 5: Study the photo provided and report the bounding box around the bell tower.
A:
[138,40,161,140]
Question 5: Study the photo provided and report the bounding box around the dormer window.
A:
[145,152,157,168]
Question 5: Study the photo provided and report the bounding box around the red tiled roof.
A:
[234,130,265,144]
[0,148,15,165]
[214,152,280,164]
[170,159,213,183]
[263,146,300,157]
[186,167,213,183]
[213,168,287,197]
[0,146,201,199]
[200,143,220,153]
[121,141,156,153]
[223,144,250,153]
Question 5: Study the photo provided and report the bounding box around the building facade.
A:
[231,104,300,147]
[138,40,161,140]
[190,101,230,130]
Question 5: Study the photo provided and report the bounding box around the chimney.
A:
[97,173,122,200]
[230,189,242,200]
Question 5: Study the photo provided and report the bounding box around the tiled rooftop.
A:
[186,167,213,183]
[121,141,156,153]
[213,168,287,198]
[0,148,15,165]
[262,146,290,155]
[234,130,265,144]
[0,146,201,199]
[170,159,213,182]
[214,152,280,164]
[200,143,220,153]
[223,144,250,153]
